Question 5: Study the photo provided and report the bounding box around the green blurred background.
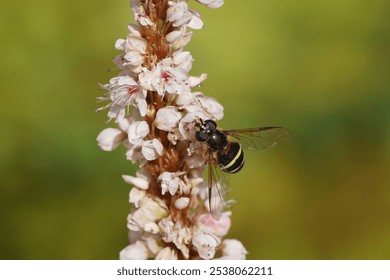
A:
[1,0,389,259]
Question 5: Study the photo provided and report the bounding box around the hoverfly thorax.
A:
[195,119,228,150]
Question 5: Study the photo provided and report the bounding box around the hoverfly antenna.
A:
[194,117,205,128]
[194,118,202,131]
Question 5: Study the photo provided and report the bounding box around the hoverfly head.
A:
[194,118,217,142]
[204,119,217,131]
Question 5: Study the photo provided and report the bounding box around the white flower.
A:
[218,239,248,260]
[166,28,193,51]
[144,222,160,234]
[128,121,149,144]
[115,38,125,51]
[128,196,168,231]
[125,142,145,164]
[113,53,143,74]
[116,114,136,131]
[153,106,182,132]
[123,167,151,190]
[173,51,193,72]
[96,128,127,151]
[98,75,147,117]
[127,24,142,37]
[172,222,192,259]
[159,218,175,243]
[174,197,190,209]
[142,234,161,254]
[196,0,224,9]
[129,187,146,207]
[159,172,184,195]
[139,59,190,96]
[189,73,207,87]
[159,218,192,259]
[187,9,204,29]
[192,232,221,259]
[167,1,204,30]
[142,139,164,161]
[156,247,178,260]
[193,180,208,201]
[130,0,154,26]
[122,174,149,190]
[176,91,204,113]
[178,111,209,139]
[123,34,147,67]
[114,25,143,55]
[176,91,223,121]
[175,92,196,108]
[119,241,149,260]
[197,95,224,120]
[125,34,147,56]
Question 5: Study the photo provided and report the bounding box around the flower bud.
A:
[96,128,126,151]
[192,232,221,259]
[142,139,163,161]
[174,197,190,209]
[153,106,182,132]
[119,241,149,260]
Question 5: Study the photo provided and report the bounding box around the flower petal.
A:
[142,139,163,161]
[144,222,160,234]
[119,241,149,260]
[128,121,149,144]
[156,247,178,260]
[174,197,190,209]
[219,239,248,260]
[196,0,224,9]
[122,174,149,190]
[96,128,126,151]
[129,187,146,208]
[192,232,220,259]
[128,195,168,230]
[153,106,182,132]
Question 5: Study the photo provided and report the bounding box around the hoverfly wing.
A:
[207,153,230,220]
[223,127,290,151]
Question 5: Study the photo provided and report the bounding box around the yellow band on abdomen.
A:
[220,146,242,170]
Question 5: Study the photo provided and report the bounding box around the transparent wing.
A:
[207,153,230,220]
[223,127,291,151]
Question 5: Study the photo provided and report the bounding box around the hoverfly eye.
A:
[205,119,217,131]
[195,131,209,142]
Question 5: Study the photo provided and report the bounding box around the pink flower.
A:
[139,59,190,96]
[98,75,147,117]
[197,212,231,237]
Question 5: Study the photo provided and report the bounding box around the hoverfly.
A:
[194,119,290,220]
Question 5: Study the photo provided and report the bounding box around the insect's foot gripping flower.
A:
[97,0,248,260]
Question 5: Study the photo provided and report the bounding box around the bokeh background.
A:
[1,0,389,259]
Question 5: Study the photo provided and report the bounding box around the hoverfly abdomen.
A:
[218,142,245,174]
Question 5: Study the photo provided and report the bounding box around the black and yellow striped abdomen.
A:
[217,142,245,174]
